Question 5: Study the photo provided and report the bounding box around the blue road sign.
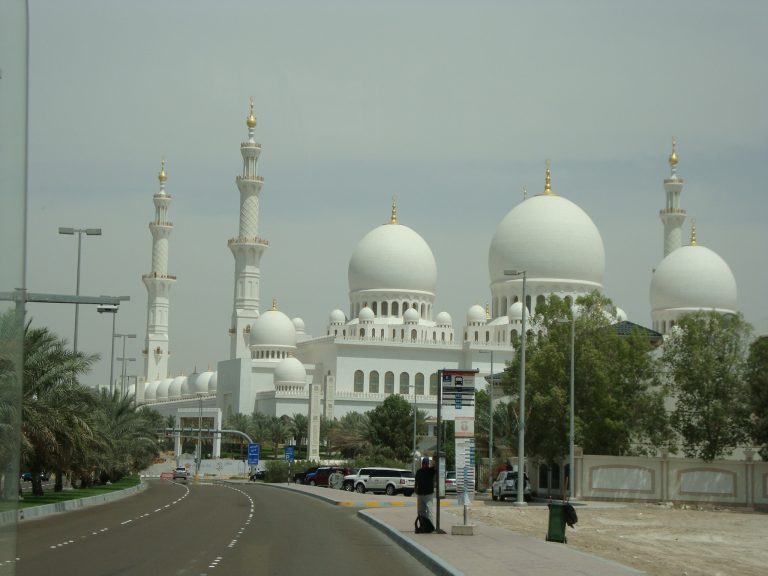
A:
[247,443,260,466]
[284,446,295,462]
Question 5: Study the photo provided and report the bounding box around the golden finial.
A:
[668,137,678,168]
[543,159,553,195]
[247,97,257,128]
[390,196,397,224]
[271,298,278,311]
[690,220,697,246]
[485,303,491,320]
[158,158,167,183]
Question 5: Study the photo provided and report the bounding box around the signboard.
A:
[455,437,476,502]
[440,370,476,420]
[247,443,260,466]
[284,445,295,462]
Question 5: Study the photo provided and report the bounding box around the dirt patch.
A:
[470,500,767,576]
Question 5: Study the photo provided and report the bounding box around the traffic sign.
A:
[247,443,260,465]
[284,445,295,462]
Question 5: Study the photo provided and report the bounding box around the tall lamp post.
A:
[58,227,102,352]
[97,304,119,394]
[557,308,577,498]
[412,383,418,473]
[504,269,527,506]
[115,332,136,394]
[479,349,494,486]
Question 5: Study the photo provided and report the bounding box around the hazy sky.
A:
[21,0,768,388]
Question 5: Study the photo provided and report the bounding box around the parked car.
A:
[342,467,415,496]
[249,469,265,481]
[21,471,50,482]
[445,471,457,493]
[304,466,353,487]
[293,466,319,484]
[172,466,188,480]
[491,470,531,502]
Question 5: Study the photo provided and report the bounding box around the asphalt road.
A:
[7,480,429,576]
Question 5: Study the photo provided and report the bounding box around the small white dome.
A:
[436,311,453,326]
[359,306,375,323]
[348,223,437,294]
[508,301,524,320]
[156,377,173,400]
[144,380,159,401]
[329,309,347,324]
[192,371,213,394]
[403,308,420,324]
[181,373,196,396]
[169,376,186,400]
[208,371,217,392]
[274,356,307,386]
[615,307,628,322]
[650,245,737,313]
[250,309,297,347]
[467,304,486,325]
[292,317,305,333]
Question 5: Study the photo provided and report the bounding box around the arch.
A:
[502,296,508,315]
[513,295,519,304]
[536,294,545,308]
[384,371,395,394]
[525,294,531,312]
[372,301,378,315]
[474,331,478,342]
[360,328,365,338]
[432,331,437,341]
[392,302,399,316]
[369,371,379,394]
[382,301,389,316]
[415,373,425,395]
[421,303,426,318]
[429,373,438,396]
[380,329,384,338]
[441,331,445,341]
[485,331,490,343]
[399,372,409,395]
[392,329,397,339]
[564,295,573,308]
[411,329,417,341]
[354,370,364,393]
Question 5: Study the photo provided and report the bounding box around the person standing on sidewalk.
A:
[414,457,436,525]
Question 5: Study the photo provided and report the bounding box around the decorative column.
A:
[660,138,687,257]
[229,99,268,359]
[142,160,176,392]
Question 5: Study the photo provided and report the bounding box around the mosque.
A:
[134,104,738,457]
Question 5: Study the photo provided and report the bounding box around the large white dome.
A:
[348,223,437,294]
[488,194,605,286]
[250,309,297,348]
[650,245,737,312]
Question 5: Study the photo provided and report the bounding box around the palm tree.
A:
[268,416,290,458]
[289,413,308,457]
[224,413,251,459]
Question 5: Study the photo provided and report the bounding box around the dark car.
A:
[293,466,319,484]
[249,469,265,481]
[304,466,353,487]
[21,472,50,482]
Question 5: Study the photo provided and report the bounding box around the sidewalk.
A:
[257,482,645,576]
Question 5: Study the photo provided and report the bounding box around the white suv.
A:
[342,467,415,496]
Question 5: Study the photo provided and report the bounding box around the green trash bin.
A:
[546,502,567,543]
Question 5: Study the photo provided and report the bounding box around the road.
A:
[6,479,428,576]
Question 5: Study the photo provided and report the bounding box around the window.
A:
[360,328,365,338]
[411,329,417,341]
[384,371,395,394]
[369,371,379,393]
[415,373,424,395]
[354,370,364,393]
[399,372,409,394]
[372,301,377,315]
[392,302,399,316]
[382,301,388,316]
[429,373,438,395]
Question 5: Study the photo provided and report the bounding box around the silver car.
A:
[491,470,531,502]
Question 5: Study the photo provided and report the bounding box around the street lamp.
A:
[412,383,418,473]
[58,226,102,352]
[196,393,204,478]
[115,332,136,394]
[478,349,495,487]
[97,304,119,394]
[556,308,577,498]
[504,269,527,506]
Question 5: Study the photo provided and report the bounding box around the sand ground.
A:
[470,500,767,576]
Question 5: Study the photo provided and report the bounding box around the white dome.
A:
[156,377,173,400]
[192,371,213,394]
[208,371,217,392]
[615,307,628,322]
[467,304,486,325]
[348,223,437,294]
[329,309,347,324]
[181,373,196,396]
[144,380,159,401]
[436,311,453,326]
[274,356,307,386]
[508,301,524,320]
[250,309,297,347]
[650,245,737,313]
[169,376,186,400]
[488,194,605,287]
[403,308,420,324]
[292,317,305,333]
[359,306,375,323]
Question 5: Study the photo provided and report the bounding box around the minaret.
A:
[660,138,687,257]
[228,99,268,359]
[142,160,176,394]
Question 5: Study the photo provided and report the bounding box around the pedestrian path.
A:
[259,482,645,576]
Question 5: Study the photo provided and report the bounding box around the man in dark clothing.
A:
[414,457,436,524]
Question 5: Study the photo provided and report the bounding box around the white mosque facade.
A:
[135,109,738,442]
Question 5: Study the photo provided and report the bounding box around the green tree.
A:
[504,292,669,461]
[268,416,290,458]
[224,412,251,459]
[290,413,308,456]
[366,394,422,462]
[328,411,370,458]
[662,311,752,461]
[747,336,768,460]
